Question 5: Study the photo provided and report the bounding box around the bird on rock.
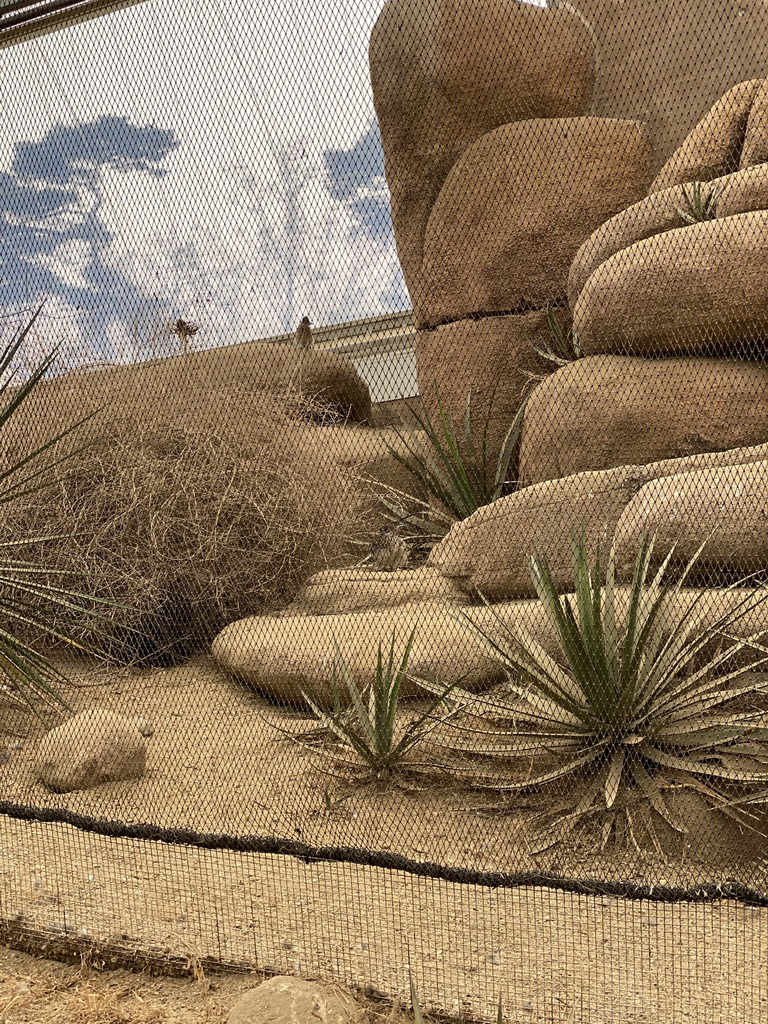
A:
[368,524,409,570]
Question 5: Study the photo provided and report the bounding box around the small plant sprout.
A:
[380,388,525,547]
[410,977,424,1024]
[528,303,582,373]
[321,784,353,815]
[295,629,459,777]
[410,978,504,1024]
[426,534,768,841]
[676,181,721,225]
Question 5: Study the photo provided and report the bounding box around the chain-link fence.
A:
[1,0,768,1020]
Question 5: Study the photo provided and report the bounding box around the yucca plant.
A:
[289,630,458,777]
[528,303,582,373]
[676,181,720,225]
[427,534,768,837]
[379,388,525,548]
[0,306,124,717]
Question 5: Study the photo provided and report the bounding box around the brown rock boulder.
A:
[430,443,768,600]
[211,599,564,707]
[649,79,763,192]
[614,460,768,582]
[573,211,768,358]
[291,566,471,615]
[572,0,768,172]
[227,977,355,1024]
[370,0,594,327]
[415,310,564,480]
[518,356,768,485]
[741,79,768,168]
[420,117,650,325]
[35,711,148,793]
[569,163,768,308]
[246,343,371,423]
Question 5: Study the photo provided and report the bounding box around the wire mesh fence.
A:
[2,0,768,1020]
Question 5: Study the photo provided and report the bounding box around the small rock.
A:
[131,716,154,737]
[35,710,147,793]
[227,976,356,1024]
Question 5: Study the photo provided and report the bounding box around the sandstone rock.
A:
[573,211,768,358]
[370,0,594,326]
[420,117,650,325]
[569,163,768,307]
[430,443,768,600]
[227,977,355,1024]
[614,460,768,582]
[650,78,763,192]
[741,79,768,167]
[291,566,470,615]
[35,711,147,793]
[719,162,768,218]
[518,356,768,485]
[574,0,768,172]
[211,599,563,707]
[415,310,561,480]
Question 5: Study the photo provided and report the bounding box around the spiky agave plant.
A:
[676,181,720,225]
[426,534,768,838]
[527,302,582,375]
[378,388,526,550]
[0,306,123,716]
[289,630,458,777]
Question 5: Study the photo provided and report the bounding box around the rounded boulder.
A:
[518,355,768,485]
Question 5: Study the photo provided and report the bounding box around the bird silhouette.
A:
[295,316,313,350]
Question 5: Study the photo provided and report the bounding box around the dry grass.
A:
[0,942,411,1024]
[0,374,369,664]
[0,944,250,1023]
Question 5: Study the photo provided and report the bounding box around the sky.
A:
[0,0,406,371]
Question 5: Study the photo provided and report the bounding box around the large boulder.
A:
[614,460,768,582]
[569,163,768,308]
[573,211,768,358]
[741,79,768,168]
[370,0,594,327]
[211,600,562,707]
[35,711,148,793]
[290,566,471,615]
[571,1,768,172]
[518,356,768,485]
[415,310,562,480]
[430,443,768,599]
[420,117,650,325]
[649,78,763,192]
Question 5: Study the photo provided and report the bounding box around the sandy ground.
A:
[1,655,768,1023]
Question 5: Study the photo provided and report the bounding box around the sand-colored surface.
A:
[1,655,767,1023]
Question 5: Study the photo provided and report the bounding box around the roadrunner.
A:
[368,525,409,570]
[295,316,313,350]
